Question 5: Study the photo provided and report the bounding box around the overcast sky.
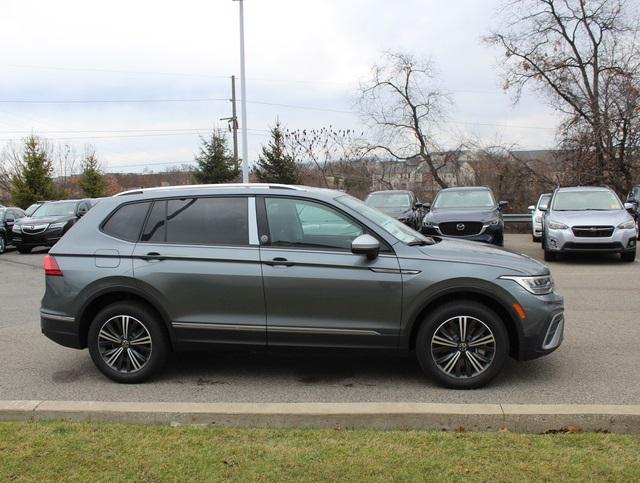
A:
[0,0,562,172]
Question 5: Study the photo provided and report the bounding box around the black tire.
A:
[88,301,169,383]
[0,235,6,254]
[621,250,636,262]
[16,245,32,254]
[532,235,541,243]
[415,301,509,389]
[543,249,555,261]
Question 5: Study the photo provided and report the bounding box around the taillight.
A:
[44,255,63,276]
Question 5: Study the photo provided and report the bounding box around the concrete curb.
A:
[1,401,639,433]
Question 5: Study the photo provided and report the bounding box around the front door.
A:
[258,196,402,349]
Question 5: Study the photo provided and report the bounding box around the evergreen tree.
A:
[78,151,107,198]
[11,135,58,208]
[192,130,239,184]
[254,121,300,184]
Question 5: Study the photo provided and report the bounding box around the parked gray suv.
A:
[40,184,564,389]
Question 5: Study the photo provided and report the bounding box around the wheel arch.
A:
[404,286,523,359]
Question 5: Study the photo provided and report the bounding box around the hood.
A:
[548,209,632,226]
[417,237,548,275]
[424,207,500,224]
[377,206,413,219]
[15,215,75,225]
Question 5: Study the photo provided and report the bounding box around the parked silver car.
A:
[40,184,564,389]
[542,186,637,262]
[528,193,551,243]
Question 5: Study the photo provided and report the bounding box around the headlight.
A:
[49,222,66,230]
[12,225,21,233]
[500,275,554,295]
[488,218,500,225]
[423,220,437,227]
[617,220,636,230]
[547,221,569,230]
[534,215,542,223]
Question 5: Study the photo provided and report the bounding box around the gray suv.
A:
[40,184,564,389]
[542,186,637,262]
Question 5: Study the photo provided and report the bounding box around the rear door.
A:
[258,196,403,349]
[132,195,266,346]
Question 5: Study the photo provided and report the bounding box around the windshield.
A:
[552,191,622,211]
[25,203,41,216]
[31,201,77,217]
[365,193,411,209]
[433,189,495,209]
[336,194,432,245]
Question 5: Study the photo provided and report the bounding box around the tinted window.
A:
[103,202,150,242]
[141,201,166,242]
[265,198,363,250]
[142,197,249,246]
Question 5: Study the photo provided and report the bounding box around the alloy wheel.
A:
[430,315,496,378]
[97,315,152,373]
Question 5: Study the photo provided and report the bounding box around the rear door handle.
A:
[141,252,165,261]
[266,257,294,267]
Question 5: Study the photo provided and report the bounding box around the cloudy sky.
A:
[0,0,561,172]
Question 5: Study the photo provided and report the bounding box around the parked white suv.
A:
[541,186,637,262]
[528,193,551,243]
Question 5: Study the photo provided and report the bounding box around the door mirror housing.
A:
[538,204,548,212]
[624,202,637,213]
[414,202,424,209]
[498,200,509,211]
[527,205,535,212]
[351,234,380,260]
[423,202,431,212]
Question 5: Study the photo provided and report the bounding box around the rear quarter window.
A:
[102,202,151,242]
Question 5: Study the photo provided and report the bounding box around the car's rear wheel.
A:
[415,301,509,389]
[88,301,169,383]
[621,250,636,263]
[16,245,32,254]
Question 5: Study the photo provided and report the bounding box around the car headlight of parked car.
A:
[617,220,636,230]
[547,221,569,230]
[423,220,437,227]
[534,215,542,223]
[12,224,21,233]
[49,222,67,230]
[488,218,501,225]
[499,275,554,295]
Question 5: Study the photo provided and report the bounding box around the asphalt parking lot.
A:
[0,234,638,404]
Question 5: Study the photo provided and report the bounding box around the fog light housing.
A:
[549,238,558,249]
[628,239,636,248]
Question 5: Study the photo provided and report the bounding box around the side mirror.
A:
[77,208,87,217]
[498,201,509,211]
[351,234,380,260]
[527,205,535,212]
[539,204,548,212]
[423,202,431,212]
[624,202,637,213]
[414,202,424,209]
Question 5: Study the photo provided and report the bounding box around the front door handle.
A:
[141,252,165,261]
[266,257,294,267]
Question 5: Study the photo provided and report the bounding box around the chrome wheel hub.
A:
[98,315,152,373]
[430,315,496,379]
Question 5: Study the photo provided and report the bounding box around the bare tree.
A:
[486,0,640,192]
[357,51,453,189]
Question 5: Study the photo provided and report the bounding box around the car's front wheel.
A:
[88,301,169,383]
[16,245,32,254]
[621,250,636,263]
[415,301,509,389]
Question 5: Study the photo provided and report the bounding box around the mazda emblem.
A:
[456,223,465,231]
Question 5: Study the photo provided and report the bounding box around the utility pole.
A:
[220,75,239,170]
[236,0,249,183]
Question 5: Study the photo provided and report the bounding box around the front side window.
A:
[103,202,151,242]
[552,190,622,211]
[265,198,363,250]
[141,197,249,246]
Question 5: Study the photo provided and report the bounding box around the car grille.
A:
[571,226,614,238]
[439,221,483,236]
[21,224,48,234]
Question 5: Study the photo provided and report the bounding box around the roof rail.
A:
[115,183,306,197]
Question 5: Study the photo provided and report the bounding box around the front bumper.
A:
[13,229,63,247]
[545,227,636,254]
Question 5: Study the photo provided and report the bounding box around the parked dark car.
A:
[421,187,508,246]
[365,190,425,231]
[40,184,563,389]
[12,199,95,253]
[0,207,26,253]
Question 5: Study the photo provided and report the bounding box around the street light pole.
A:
[237,0,249,183]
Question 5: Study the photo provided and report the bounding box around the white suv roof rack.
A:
[115,183,306,196]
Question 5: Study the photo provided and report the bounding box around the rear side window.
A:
[102,202,151,242]
[141,197,249,246]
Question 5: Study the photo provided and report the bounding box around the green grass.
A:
[0,422,639,482]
